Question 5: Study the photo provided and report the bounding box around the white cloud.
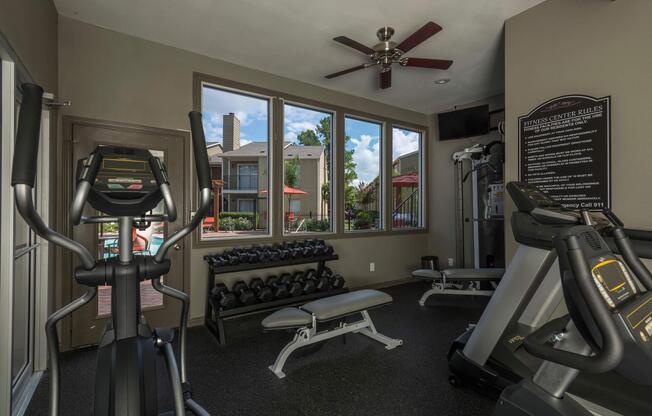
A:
[392,128,420,160]
[283,104,330,143]
[203,87,267,127]
[349,134,380,185]
[285,121,317,143]
[240,138,253,146]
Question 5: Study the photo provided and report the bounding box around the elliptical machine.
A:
[12,83,212,415]
[494,210,652,415]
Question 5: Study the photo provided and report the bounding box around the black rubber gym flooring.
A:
[26,281,495,415]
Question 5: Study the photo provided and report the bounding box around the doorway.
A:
[62,117,189,348]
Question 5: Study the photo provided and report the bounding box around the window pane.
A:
[392,127,422,229]
[344,117,382,231]
[12,205,32,383]
[283,104,333,234]
[200,85,270,238]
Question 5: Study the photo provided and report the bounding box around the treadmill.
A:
[448,182,652,416]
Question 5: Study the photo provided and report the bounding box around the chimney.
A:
[223,113,240,152]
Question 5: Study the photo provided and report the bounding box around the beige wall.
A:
[504,0,652,260]
[427,95,504,268]
[57,17,431,321]
[0,0,58,93]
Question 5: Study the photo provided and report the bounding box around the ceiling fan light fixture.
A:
[434,78,450,85]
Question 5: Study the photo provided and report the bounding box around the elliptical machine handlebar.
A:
[11,84,96,270]
[154,111,212,263]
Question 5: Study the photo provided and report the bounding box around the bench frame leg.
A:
[418,278,496,305]
[268,311,402,379]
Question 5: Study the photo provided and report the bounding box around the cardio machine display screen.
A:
[95,157,157,193]
[81,146,166,216]
[591,259,636,309]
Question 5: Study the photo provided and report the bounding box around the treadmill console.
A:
[77,146,168,216]
[507,182,580,225]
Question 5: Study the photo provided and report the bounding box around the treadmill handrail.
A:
[523,235,624,373]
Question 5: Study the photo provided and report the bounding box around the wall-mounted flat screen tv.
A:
[438,104,490,140]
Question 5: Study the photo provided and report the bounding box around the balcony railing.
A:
[392,187,420,228]
[222,174,258,191]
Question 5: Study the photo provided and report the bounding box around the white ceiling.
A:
[54,0,544,114]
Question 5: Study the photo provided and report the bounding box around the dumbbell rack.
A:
[204,254,347,344]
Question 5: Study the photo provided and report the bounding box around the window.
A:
[392,127,423,229]
[237,199,255,213]
[344,116,383,231]
[237,164,258,190]
[200,84,271,239]
[283,103,333,234]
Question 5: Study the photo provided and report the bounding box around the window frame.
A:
[192,73,428,248]
[236,163,258,191]
[343,114,386,234]
[199,80,274,241]
[236,198,256,213]
[390,125,426,231]
[281,100,336,236]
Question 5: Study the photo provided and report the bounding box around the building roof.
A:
[221,142,324,159]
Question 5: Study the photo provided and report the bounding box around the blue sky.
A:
[202,86,420,184]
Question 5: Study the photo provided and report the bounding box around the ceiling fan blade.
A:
[333,36,375,55]
[396,21,443,53]
[403,57,453,70]
[379,68,392,89]
[324,64,372,79]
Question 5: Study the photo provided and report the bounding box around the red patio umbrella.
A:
[260,185,308,195]
[392,173,419,188]
[261,186,308,221]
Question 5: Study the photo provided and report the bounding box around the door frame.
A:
[58,116,192,351]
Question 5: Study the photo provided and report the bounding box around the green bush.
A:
[234,217,253,230]
[353,210,379,230]
[220,211,260,228]
[219,217,237,231]
[304,219,330,232]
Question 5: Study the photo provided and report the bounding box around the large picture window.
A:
[200,84,271,239]
[392,127,423,229]
[283,103,333,234]
[344,116,383,232]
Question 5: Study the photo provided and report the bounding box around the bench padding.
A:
[413,268,504,281]
[412,269,442,279]
[442,268,504,281]
[262,307,312,329]
[302,289,392,321]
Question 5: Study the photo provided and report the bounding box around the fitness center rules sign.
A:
[519,95,611,210]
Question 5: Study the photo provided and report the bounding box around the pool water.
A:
[103,234,165,258]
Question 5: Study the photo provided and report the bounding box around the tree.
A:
[294,116,359,209]
[297,130,320,146]
[284,156,300,188]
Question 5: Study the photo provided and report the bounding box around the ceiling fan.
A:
[325,21,453,90]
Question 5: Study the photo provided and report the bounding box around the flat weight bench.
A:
[413,268,504,305]
[262,289,403,378]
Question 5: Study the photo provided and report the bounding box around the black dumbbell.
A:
[267,276,289,299]
[220,251,240,266]
[250,278,274,303]
[280,273,303,297]
[329,274,345,289]
[232,281,257,306]
[210,283,238,310]
[315,267,333,291]
[293,271,316,295]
